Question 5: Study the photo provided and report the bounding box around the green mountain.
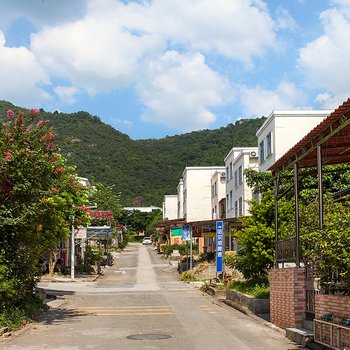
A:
[0,100,265,206]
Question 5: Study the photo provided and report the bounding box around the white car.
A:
[142,237,152,245]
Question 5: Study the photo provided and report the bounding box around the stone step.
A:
[286,327,313,347]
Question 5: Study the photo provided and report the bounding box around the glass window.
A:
[234,170,238,187]
[266,132,272,157]
[239,197,243,216]
[234,200,238,217]
[238,165,243,184]
[229,191,233,209]
[229,162,233,179]
[259,140,264,162]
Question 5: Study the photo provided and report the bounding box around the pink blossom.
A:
[54,167,64,173]
[45,120,50,123]
[7,110,14,118]
[47,142,54,149]
[6,151,12,160]
[9,138,14,142]
[49,133,55,140]
[36,120,44,127]
[51,187,58,193]
[23,142,29,145]
[14,118,20,125]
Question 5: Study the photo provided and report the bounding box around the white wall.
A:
[163,195,178,220]
[211,170,226,219]
[177,179,184,219]
[224,148,258,218]
[182,167,225,222]
[257,110,332,172]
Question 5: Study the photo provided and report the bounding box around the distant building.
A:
[210,170,226,220]
[224,147,259,218]
[162,195,178,220]
[182,166,225,222]
[123,206,161,213]
[257,110,332,172]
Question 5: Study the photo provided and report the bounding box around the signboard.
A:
[86,226,112,240]
[170,227,183,244]
[216,221,224,273]
[182,225,191,241]
[75,227,87,239]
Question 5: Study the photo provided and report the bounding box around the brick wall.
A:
[270,267,306,329]
[314,295,350,348]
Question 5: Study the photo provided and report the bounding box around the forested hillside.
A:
[0,100,265,206]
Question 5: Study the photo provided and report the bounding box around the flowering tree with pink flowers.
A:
[0,109,89,309]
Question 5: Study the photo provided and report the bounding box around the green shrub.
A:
[229,278,270,299]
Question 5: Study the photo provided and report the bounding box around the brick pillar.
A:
[270,267,306,329]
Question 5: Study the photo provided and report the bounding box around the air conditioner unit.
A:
[250,151,257,157]
[220,172,226,178]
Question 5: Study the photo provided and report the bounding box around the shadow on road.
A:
[36,306,88,326]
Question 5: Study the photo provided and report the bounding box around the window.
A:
[259,140,265,162]
[234,170,238,187]
[238,165,243,185]
[226,194,229,210]
[229,162,233,180]
[266,132,272,157]
[211,184,214,198]
[226,166,229,182]
[214,181,217,196]
[238,197,243,216]
[229,191,233,210]
[234,200,238,217]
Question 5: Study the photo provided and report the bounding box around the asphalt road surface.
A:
[0,243,303,350]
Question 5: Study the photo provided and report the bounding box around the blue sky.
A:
[0,0,349,139]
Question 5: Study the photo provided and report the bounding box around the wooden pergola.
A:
[269,98,350,267]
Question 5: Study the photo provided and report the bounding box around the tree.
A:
[227,191,294,280]
[0,109,89,308]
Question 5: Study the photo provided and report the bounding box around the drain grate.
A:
[127,333,171,340]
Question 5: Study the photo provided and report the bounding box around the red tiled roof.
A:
[269,98,350,172]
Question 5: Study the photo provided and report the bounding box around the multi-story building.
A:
[182,166,225,222]
[211,170,226,220]
[162,195,178,220]
[257,110,332,172]
[224,147,259,218]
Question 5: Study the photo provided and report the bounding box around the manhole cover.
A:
[127,334,171,340]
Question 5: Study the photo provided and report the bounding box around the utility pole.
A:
[70,214,75,279]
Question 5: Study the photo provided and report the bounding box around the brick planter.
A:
[270,267,306,329]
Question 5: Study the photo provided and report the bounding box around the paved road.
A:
[0,243,302,349]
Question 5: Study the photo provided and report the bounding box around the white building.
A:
[224,147,259,218]
[257,110,332,172]
[182,166,225,222]
[177,179,184,219]
[211,170,226,219]
[162,195,178,220]
[123,206,161,213]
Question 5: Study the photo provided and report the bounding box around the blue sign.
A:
[216,221,223,273]
[182,225,190,241]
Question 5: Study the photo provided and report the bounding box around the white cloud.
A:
[275,7,298,31]
[54,86,79,105]
[147,0,276,65]
[0,0,87,27]
[0,30,50,106]
[138,51,233,131]
[239,81,306,117]
[30,7,164,93]
[298,3,350,106]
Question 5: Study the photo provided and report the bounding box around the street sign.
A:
[216,221,223,273]
[182,225,190,241]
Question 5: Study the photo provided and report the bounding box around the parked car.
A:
[142,237,152,245]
